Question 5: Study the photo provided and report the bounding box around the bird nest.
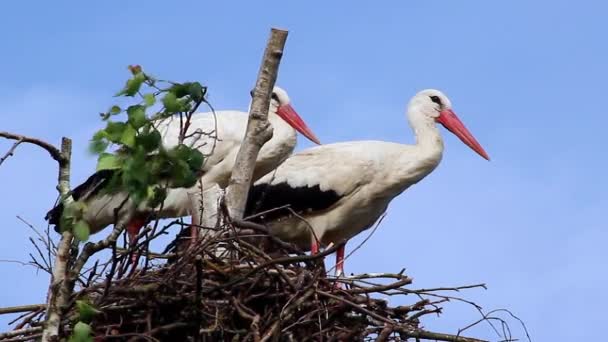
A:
[3,219,525,342]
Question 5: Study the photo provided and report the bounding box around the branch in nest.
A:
[0,304,45,315]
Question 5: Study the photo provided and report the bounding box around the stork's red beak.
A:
[437,109,490,160]
[277,104,321,145]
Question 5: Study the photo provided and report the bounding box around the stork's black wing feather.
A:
[245,182,342,222]
[45,169,117,225]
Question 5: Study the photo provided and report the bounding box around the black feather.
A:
[245,182,342,222]
[45,169,117,225]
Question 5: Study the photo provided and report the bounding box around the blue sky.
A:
[1,1,606,340]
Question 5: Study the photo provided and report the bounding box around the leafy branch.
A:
[60,65,209,242]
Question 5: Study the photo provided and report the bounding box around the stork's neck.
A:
[413,119,444,155]
[268,111,297,143]
[396,117,444,184]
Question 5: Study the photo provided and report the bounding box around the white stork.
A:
[245,89,489,278]
[46,86,320,248]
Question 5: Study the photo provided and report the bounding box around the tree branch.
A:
[0,131,65,164]
[70,211,134,282]
[42,137,72,342]
[224,28,288,219]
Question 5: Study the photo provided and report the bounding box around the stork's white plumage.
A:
[245,89,489,278]
[46,87,320,247]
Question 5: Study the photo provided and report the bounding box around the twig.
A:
[0,138,23,167]
[317,290,395,325]
[71,212,135,282]
[394,326,488,342]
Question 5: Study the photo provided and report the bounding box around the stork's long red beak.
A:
[277,104,321,145]
[437,109,490,160]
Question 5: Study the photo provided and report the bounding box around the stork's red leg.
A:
[335,244,345,278]
[189,225,199,247]
[126,217,147,271]
[332,243,347,289]
[189,218,199,248]
[310,235,320,255]
[189,206,201,249]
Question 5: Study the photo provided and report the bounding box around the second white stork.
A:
[245,89,489,278]
[46,86,320,248]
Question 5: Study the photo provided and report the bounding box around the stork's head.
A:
[408,89,489,160]
[251,86,321,145]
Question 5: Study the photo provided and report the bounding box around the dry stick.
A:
[70,212,135,283]
[42,137,73,342]
[0,138,23,166]
[202,241,344,294]
[0,304,45,315]
[0,327,43,340]
[17,215,56,257]
[224,28,288,219]
[317,291,395,325]
[392,326,488,342]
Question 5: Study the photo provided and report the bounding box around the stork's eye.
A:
[429,95,442,106]
[271,93,279,102]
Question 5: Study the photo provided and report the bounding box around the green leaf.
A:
[116,72,146,97]
[170,144,191,160]
[177,97,192,112]
[120,124,137,147]
[187,82,206,102]
[76,300,100,323]
[96,153,121,171]
[105,121,127,143]
[127,105,147,129]
[69,321,93,342]
[120,148,150,203]
[168,159,197,188]
[59,215,74,233]
[73,220,90,241]
[89,129,109,154]
[143,93,156,107]
[168,83,189,98]
[88,136,108,154]
[162,92,181,113]
[92,129,108,141]
[110,105,121,114]
[147,153,170,177]
[137,129,162,152]
[63,201,87,220]
[170,145,204,171]
[147,186,167,208]
[123,157,147,181]
[186,148,204,171]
